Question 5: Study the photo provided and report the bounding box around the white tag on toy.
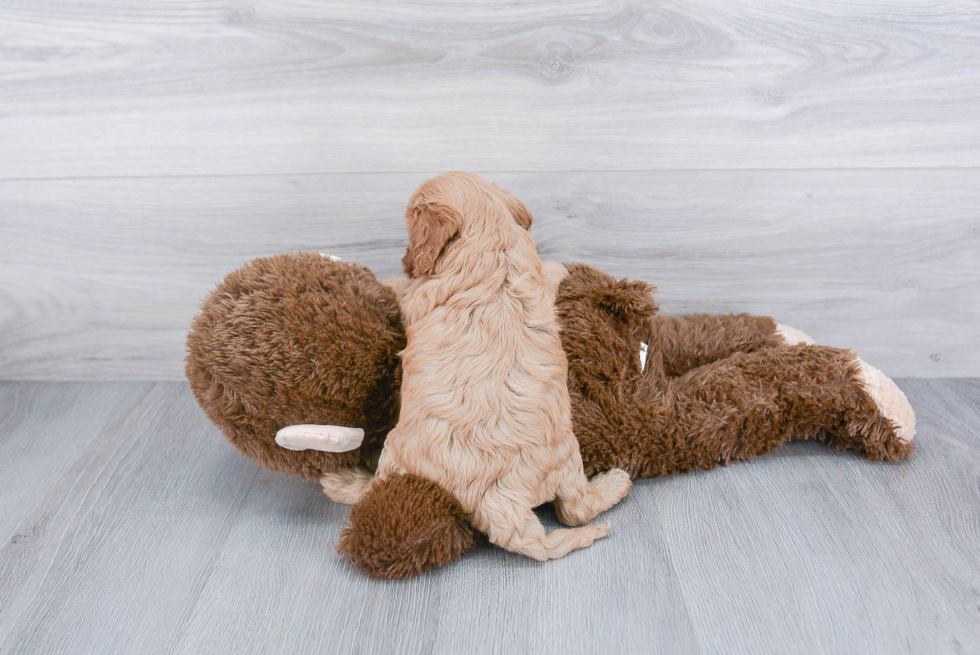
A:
[275,424,364,452]
[319,253,346,262]
[639,341,648,372]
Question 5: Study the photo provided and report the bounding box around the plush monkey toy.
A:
[186,251,914,579]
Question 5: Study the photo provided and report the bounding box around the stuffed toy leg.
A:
[186,253,914,580]
[556,265,914,479]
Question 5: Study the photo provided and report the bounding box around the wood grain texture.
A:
[1,170,977,380]
[2,0,976,379]
[0,383,136,543]
[0,380,977,653]
[1,0,979,178]
[657,379,980,653]
[0,383,261,654]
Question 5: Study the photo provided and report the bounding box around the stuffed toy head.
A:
[186,252,404,481]
[187,252,484,575]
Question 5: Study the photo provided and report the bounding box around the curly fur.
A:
[378,172,630,561]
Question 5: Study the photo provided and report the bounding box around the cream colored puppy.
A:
[375,171,631,562]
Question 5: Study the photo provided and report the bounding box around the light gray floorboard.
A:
[1,170,977,380]
[168,471,448,654]
[0,380,977,654]
[430,492,701,654]
[657,378,980,654]
[0,383,259,654]
[0,383,137,544]
[1,1,979,177]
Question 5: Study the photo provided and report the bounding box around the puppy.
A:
[376,171,631,561]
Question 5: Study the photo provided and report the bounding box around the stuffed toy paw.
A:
[186,252,914,579]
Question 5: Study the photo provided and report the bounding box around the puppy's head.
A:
[402,172,533,277]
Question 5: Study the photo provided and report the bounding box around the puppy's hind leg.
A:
[321,467,375,505]
[553,451,631,527]
[477,493,611,561]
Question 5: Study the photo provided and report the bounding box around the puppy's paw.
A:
[537,523,612,560]
[321,468,375,505]
[542,260,569,282]
[586,468,632,516]
[594,468,632,504]
[541,261,570,298]
[856,358,916,443]
[776,323,816,346]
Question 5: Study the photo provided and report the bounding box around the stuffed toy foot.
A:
[855,359,916,444]
[187,253,915,579]
[775,323,816,346]
[776,324,914,444]
[775,324,914,444]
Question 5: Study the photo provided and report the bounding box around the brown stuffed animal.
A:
[186,252,915,579]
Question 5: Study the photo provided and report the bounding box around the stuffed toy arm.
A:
[275,425,376,505]
[275,425,364,452]
[651,313,808,377]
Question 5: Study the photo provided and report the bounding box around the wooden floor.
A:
[1,379,977,654]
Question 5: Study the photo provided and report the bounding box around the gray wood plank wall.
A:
[1,1,978,379]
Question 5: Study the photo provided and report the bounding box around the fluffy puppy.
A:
[375,171,631,561]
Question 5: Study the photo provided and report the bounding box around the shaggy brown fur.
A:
[185,252,404,480]
[555,264,914,479]
[186,253,913,579]
[379,172,630,561]
[653,313,784,377]
[337,474,484,579]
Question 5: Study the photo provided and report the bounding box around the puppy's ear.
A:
[506,195,533,231]
[492,183,533,230]
[401,245,416,277]
[404,194,463,277]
